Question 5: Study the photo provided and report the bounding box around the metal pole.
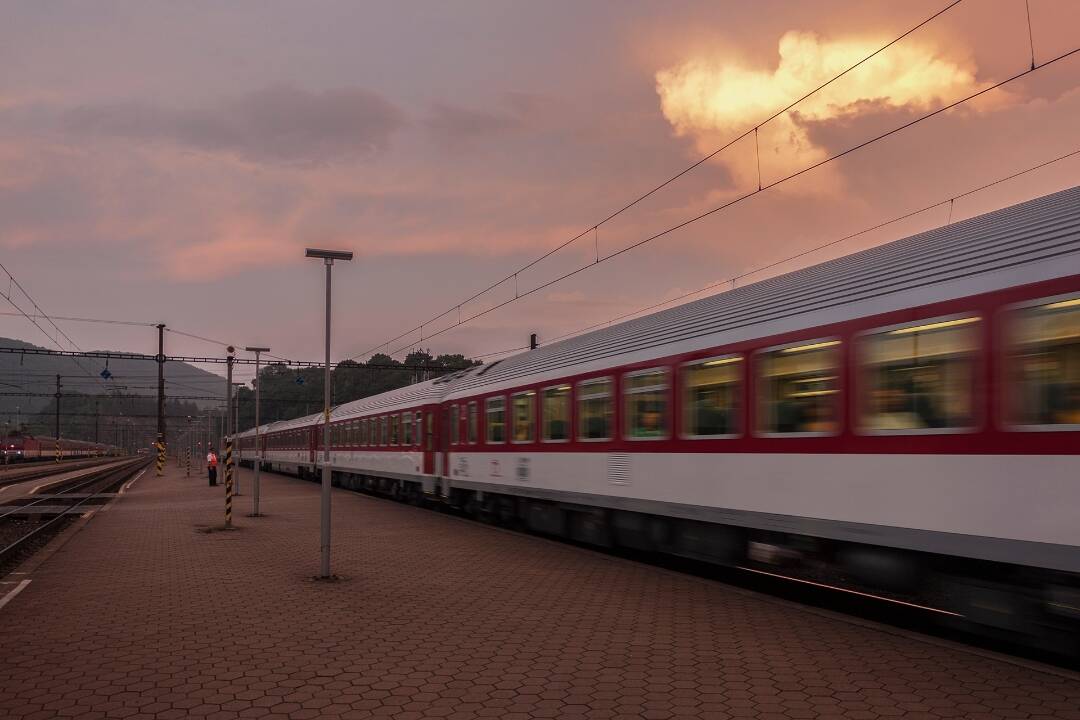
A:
[245,347,269,517]
[156,323,166,475]
[233,383,242,496]
[225,350,235,527]
[54,374,61,463]
[321,258,332,578]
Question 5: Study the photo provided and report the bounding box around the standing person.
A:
[206,447,218,487]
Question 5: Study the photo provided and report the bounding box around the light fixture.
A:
[1044,297,1080,310]
[703,356,742,366]
[888,317,979,335]
[780,340,841,354]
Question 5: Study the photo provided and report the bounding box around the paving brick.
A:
[0,465,1078,719]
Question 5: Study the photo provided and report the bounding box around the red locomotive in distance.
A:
[1,431,118,463]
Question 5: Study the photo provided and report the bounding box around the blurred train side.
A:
[235,186,1080,651]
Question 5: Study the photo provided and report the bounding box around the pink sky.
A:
[1,0,1078,384]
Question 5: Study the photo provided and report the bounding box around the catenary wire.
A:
[383,46,1080,358]
[349,0,967,362]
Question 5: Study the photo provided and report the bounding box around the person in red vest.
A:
[206,448,218,487]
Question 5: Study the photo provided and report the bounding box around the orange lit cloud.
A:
[655,31,990,191]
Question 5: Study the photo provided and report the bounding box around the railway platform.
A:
[0,466,1078,720]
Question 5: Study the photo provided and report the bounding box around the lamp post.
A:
[245,347,270,517]
[305,247,353,579]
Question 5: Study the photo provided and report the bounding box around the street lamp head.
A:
[305,248,353,262]
[245,346,271,353]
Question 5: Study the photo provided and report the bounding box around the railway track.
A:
[0,457,123,490]
[0,458,148,577]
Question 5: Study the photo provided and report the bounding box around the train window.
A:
[578,378,613,441]
[425,412,434,451]
[467,402,478,444]
[542,385,571,441]
[624,369,669,440]
[381,416,388,446]
[1006,297,1080,428]
[390,415,400,445]
[450,405,460,445]
[859,317,979,432]
[486,396,506,443]
[511,391,536,442]
[403,412,413,446]
[415,412,423,448]
[682,356,742,437]
[757,339,840,435]
[361,418,368,446]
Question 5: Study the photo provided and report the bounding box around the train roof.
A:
[444,184,1080,398]
[331,374,462,419]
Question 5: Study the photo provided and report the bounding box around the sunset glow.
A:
[656,31,988,187]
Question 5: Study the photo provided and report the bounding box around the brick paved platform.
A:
[1,465,1078,720]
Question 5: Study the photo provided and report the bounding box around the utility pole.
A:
[232,382,243,496]
[54,374,61,463]
[156,323,166,476]
[225,348,235,528]
[245,347,270,517]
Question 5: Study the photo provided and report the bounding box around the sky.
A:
[1,0,1078,386]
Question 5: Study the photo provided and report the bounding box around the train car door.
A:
[421,409,435,475]
[440,406,450,477]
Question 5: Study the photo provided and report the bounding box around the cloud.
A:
[425,92,546,147]
[60,85,406,164]
[655,32,990,191]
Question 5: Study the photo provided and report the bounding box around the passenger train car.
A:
[235,186,1080,649]
[2,433,119,462]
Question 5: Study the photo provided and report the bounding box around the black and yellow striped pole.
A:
[185,446,191,477]
[55,439,60,463]
[155,440,165,476]
[224,437,234,527]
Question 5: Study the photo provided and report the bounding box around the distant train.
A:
[1,432,119,463]
[235,186,1080,652]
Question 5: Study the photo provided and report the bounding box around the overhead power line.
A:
[377,44,1080,359]
[471,146,1080,361]
[348,0,968,361]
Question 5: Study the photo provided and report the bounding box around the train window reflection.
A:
[1007,297,1080,428]
[625,369,668,440]
[758,340,840,435]
[543,385,570,441]
[450,405,460,445]
[467,402,478,444]
[380,416,388,446]
[578,378,612,440]
[390,415,399,445]
[486,397,506,443]
[403,412,413,446]
[683,356,741,437]
[425,412,434,451]
[860,317,978,432]
[512,392,535,442]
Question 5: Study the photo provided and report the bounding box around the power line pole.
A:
[156,323,166,476]
[54,374,61,463]
[245,347,270,517]
[225,348,235,528]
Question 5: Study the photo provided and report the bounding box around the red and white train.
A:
[2,432,119,462]
[236,186,1080,648]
